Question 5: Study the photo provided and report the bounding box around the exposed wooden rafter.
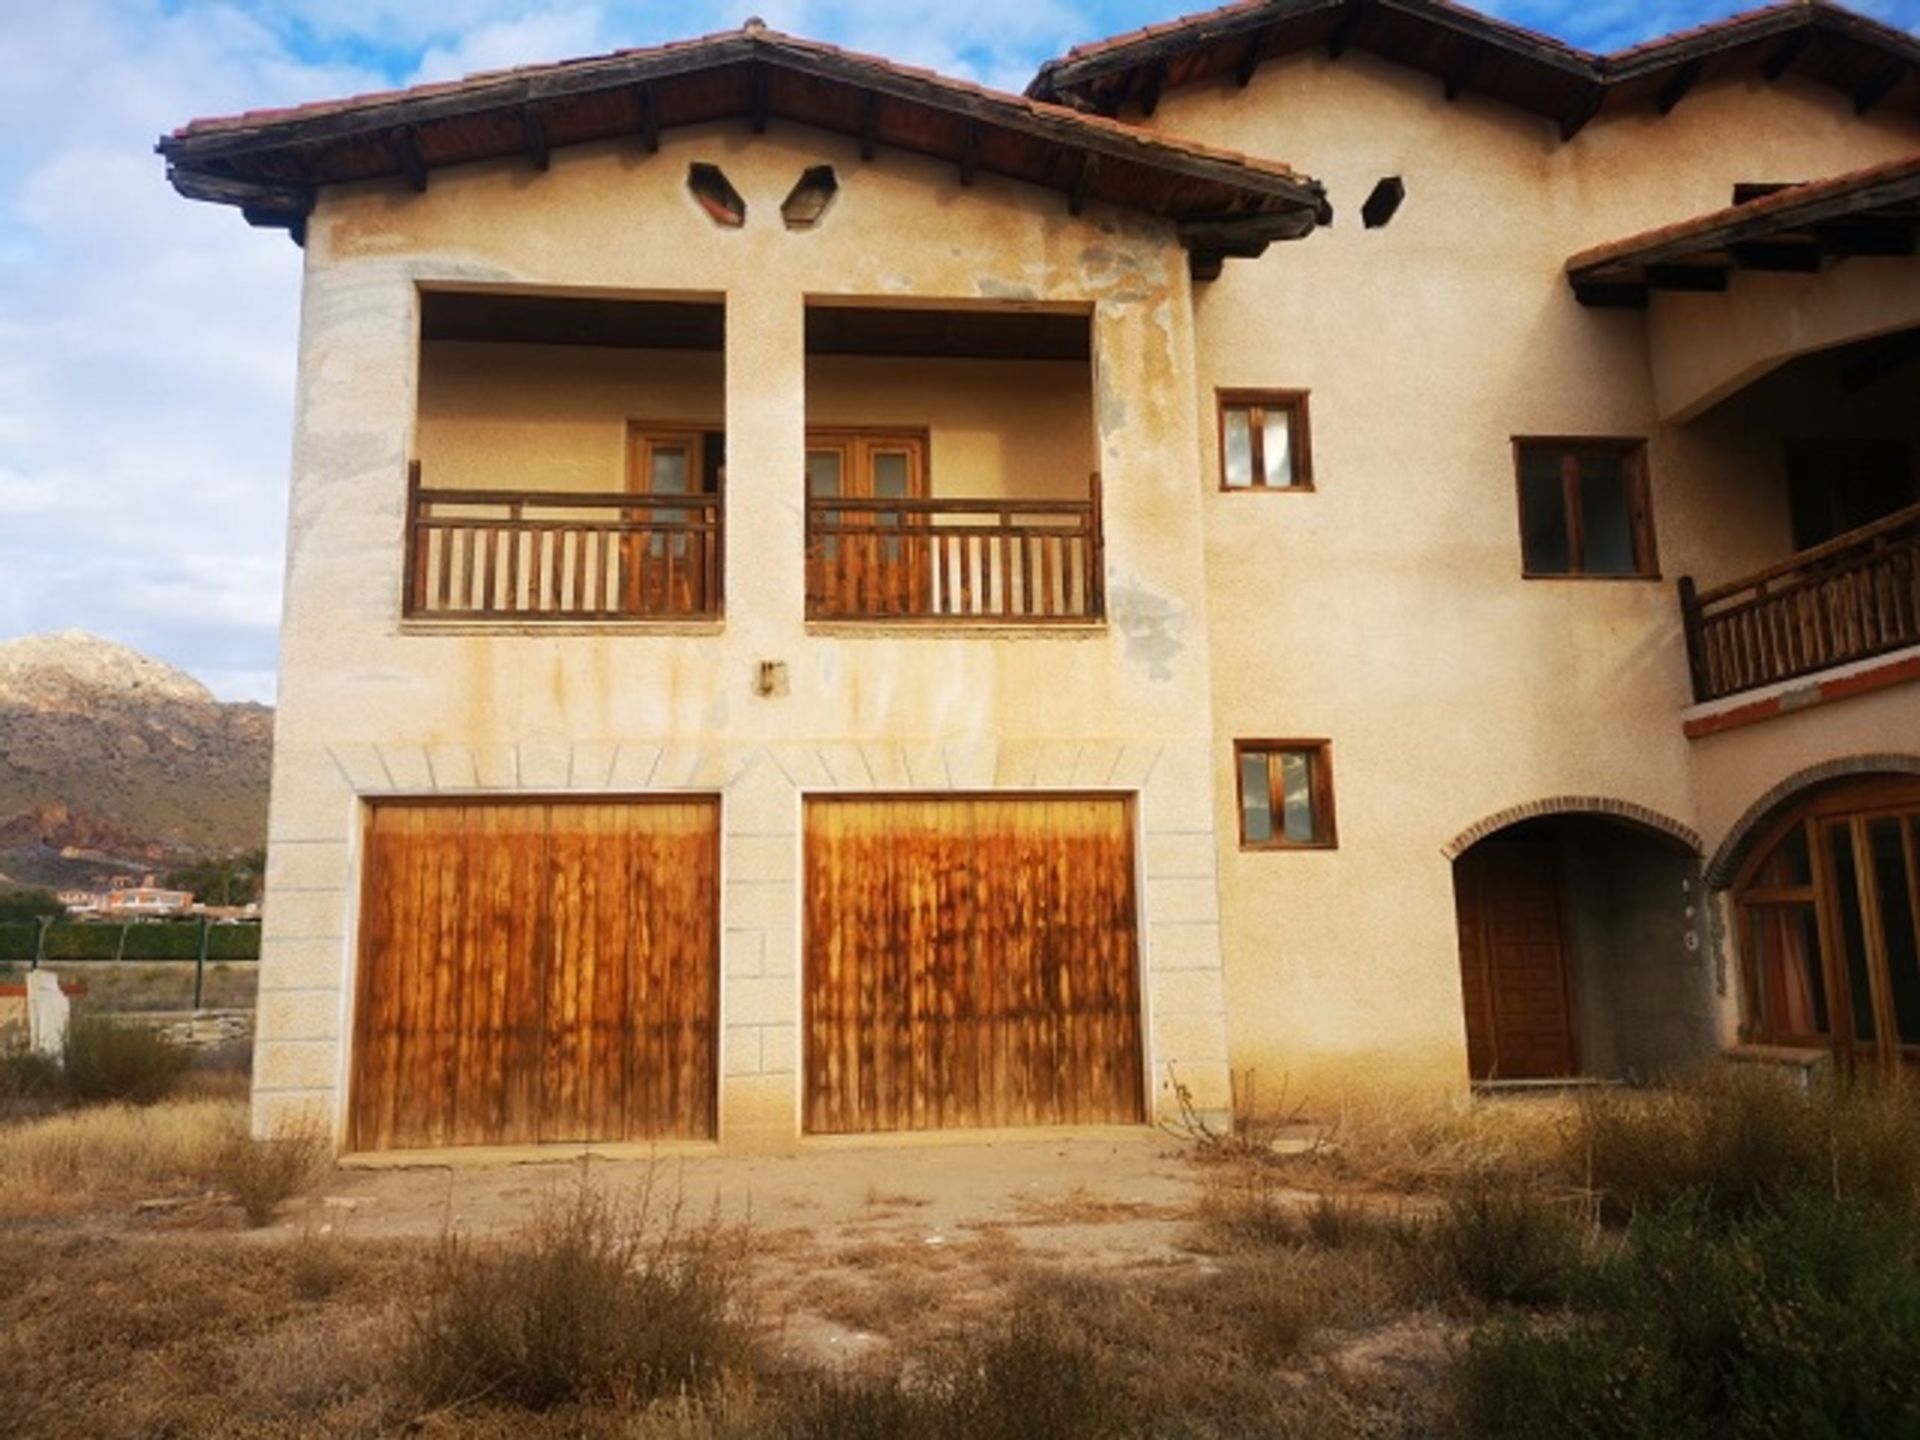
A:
[1327,0,1370,60]
[958,122,980,187]
[520,106,549,170]
[748,60,769,133]
[632,83,659,153]
[1233,36,1264,88]
[858,87,879,159]
[1559,83,1605,141]
[1762,27,1812,81]
[1855,62,1907,116]
[1841,329,1920,391]
[1137,59,1167,116]
[1068,152,1098,215]
[1657,59,1703,116]
[1443,45,1487,102]
[391,125,427,192]
[1644,263,1726,292]
[1730,240,1823,272]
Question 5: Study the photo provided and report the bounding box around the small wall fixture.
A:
[1361,176,1405,229]
[781,165,839,230]
[755,660,789,697]
[688,163,746,227]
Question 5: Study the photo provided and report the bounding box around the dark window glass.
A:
[1755,824,1814,888]
[1870,818,1920,1046]
[1828,824,1879,1044]
[1519,450,1570,574]
[1578,450,1636,576]
[1516,440,1652,577]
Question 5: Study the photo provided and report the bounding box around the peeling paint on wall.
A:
[1108,578,1187,682]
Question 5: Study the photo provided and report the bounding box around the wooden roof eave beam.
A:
[1178,207,1323,255]
[756,43,1329,215]
[162,35,1328,222]
[1855,62,1907,116]
[1569,171,1920,276]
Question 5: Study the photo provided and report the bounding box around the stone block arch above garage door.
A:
[1705,754,1920,890]
[1443,797,1702,862]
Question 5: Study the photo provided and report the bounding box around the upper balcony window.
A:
[1514,438,1657,580]
[803,301,1101,624]
[407,289,726,622]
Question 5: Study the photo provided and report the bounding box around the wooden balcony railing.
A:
[805,479,1105,623]
[1680,501,1920,703]
[403,463,722,621]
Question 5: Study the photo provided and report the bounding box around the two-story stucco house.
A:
[160,0,1920,1155]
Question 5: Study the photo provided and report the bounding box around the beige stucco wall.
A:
[417,340,1094,501]
[255,119,1228,1148]
[1137,55,1920,1101]
[254,47,1920,1144]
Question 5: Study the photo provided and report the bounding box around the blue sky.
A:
[2,0,1917,702]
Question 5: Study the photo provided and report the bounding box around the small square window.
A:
[1514,438,1657,578]
[1236,740,1336,849]
[1218,391,1312,491]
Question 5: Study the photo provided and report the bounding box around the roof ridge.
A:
[1027,0,1919,100]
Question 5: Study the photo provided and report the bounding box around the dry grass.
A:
[213,1120,333,1226]
[397,1172,758,1414]
[0,1096,243,1217]
[1010,1182,1180,1226]
[0,1230,424,1440]
[59,960,260,1013]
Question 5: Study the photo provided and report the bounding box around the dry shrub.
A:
[0,1096,241,1216]
[783,1307,1133,1440]
[1455,1193,1920,1440]
[213,1119,332,1226]
[397,1172,755,1414]
[0,1046,67,1118]
[63,1014,193,1105]
[1424,1174,1587,1307]
[1568,1067,1920,1222]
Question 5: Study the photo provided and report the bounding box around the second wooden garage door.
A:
[804,795,1145,1134]
[350,799,717,1151]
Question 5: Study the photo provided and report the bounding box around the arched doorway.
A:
[1453,811,1711,1083]
[1731,775,1920,1069]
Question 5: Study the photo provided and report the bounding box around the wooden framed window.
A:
[628,426,720,496]
[805,428,928,562]
[1218,390,1312,491]
[1734,776,1920,1067]
[1514,438,1657,578]
[1235,740,1336,850]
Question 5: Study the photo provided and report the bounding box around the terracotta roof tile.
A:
[170,23,1313,189]
[1030,0,1917,95]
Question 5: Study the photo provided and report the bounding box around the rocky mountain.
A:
[0,631,271,890]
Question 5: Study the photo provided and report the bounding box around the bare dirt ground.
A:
[279,1130,1228,1367]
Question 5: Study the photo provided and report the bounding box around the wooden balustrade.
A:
[403,463,723,620]
[805,479,1105,622]
[1680,501,1920,703]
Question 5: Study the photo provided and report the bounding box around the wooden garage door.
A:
[349,799,717,1151]
[804,795,1145,1134]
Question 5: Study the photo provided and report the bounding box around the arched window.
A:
[1734,776,1920,1066]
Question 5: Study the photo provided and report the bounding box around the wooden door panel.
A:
[1455,839,1577,1081]
[350,798,716,1151]
[804,795,1144,1135]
